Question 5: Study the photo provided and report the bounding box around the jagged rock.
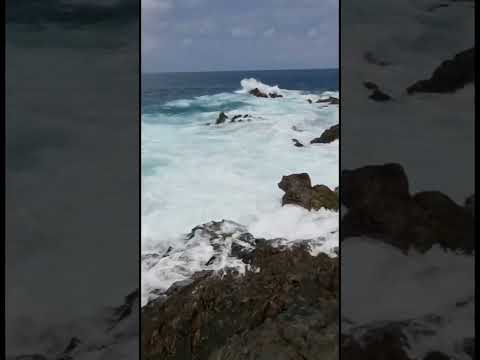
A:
[142,244,338,360]
[231,114,242,122]
[215,112,228,124]
[311,185,340,211]
[249,88,269,98]
[369,89,392,101]
[341,325,410,360]
[292,139,304,147]
[111,289,140,325]
[407,48,474,94]
[341,163,474,253]
[364,51,391,66]
[311,124,339,144]
[316,96,339,105]
[269,93,283,98]
[363,81,379,90]
[278,173,339,211]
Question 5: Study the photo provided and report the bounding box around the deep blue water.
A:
[142,69,338,115]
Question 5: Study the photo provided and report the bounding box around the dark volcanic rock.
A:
[215,112,228,124]
[278,173,339,211]
[342,327,410,360]
[269,92,283,98]
[311,124,339,144]
[407,48,474,94]
[316,96,339,105]
[291,139,304,147]
[363,81,379,90]
[249,88,269,98]
[341,163,474,253]
[231,114,242,122]
[142,245,338,360]
[369,89,392,101]
[364,51,391,66]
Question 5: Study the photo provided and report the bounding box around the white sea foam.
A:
[238,77,283,95]
[342,237,474,359]
[142,78,339,305]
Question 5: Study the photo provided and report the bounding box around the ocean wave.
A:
[142,78,339,305]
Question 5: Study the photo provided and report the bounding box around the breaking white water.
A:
[141,78,339,305]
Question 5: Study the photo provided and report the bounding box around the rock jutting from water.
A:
[341,162,474,253]
[311,124,339,144]
[407,48,474,94]
[142,228,338,360]
[278,173,339,211]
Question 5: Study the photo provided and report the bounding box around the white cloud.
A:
[307,27,318,38]
[142,0,173,11]
[231,27,255,38]
[182,37,193,46]
[263,27,276,38]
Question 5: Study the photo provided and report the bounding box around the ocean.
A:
[141,69,339,305]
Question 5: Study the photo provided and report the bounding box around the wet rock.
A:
[269,92,283,98]
[278,173,339,211]
[249,88,269,98]
[215,112,228,124]
[292,125,304,132]
[369,89,392,101]
[364,51,391,66]
[341,163,474,253]
[316,96,339,105]
[292,139,304,147]
[342,325,411,360]
[407,48,474,94]
[363,81,379,90]
[231,114,242,122]
[311,124,339,144]
[62,337,82,356]
[307,99,313,104]
[142,244,338,360]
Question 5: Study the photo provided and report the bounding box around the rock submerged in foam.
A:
[248,87,283,98]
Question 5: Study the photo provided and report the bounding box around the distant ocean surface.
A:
[142,69,338,112]
[141,69,339,305]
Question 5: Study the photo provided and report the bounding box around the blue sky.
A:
[142,0,338,73]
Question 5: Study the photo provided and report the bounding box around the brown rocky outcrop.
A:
[341,163,474,253]
[278,173,339,211]
[311,124,339,144]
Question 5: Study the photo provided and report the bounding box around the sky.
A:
[142,0,339,73]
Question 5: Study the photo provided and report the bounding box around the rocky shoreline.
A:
[142,170,340,359]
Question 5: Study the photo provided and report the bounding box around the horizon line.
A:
[142,67,339,75]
